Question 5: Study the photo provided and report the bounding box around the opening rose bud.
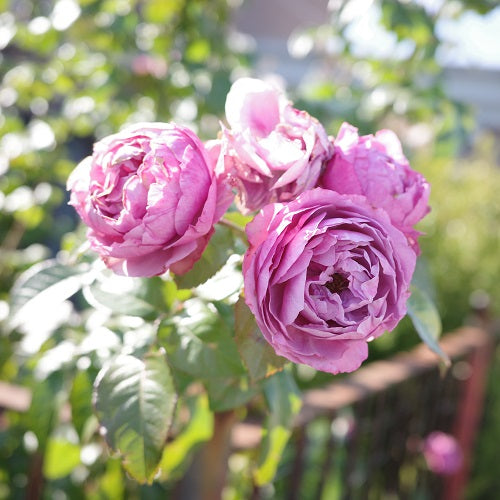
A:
[219,77,333,213]
[423,431,463,475]
[243,188,416,374]
[320,122,430,253]
[67,122,232,277]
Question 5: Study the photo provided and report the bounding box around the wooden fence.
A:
[227,324,496,500]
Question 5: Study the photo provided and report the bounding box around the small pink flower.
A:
[320,123,430,252]
[243,188,416,374]
[67,122,231,277]
[131,55,167,79]
[219,78,333,213]
[423,431,463,475]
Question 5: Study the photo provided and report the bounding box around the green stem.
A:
[219,217,246,235]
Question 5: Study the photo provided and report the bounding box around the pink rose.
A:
[243,188,416,374]
[320,122,430,252]
[67,122,231,277]
[219,78,333,213]
[423,431,463,475]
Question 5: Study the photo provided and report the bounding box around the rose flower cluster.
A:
[68,77,430,374]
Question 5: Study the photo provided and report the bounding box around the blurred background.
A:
[0,0,499,498]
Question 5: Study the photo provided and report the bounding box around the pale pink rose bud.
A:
[220,78,333,213]
[67,122,232,277]
[131,55,167,79]
[243,188,416,374]
[320,122,430,252]
[423,431,463,475]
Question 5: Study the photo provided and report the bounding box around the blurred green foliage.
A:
[418,138,500,328]
[0,0,246,297]
[0,0,250,497]
[366,137,500,363]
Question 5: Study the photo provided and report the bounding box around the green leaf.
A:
[254,369,302,485]
[158,394,214,481]
[411,257,437,302]
[186,39,211,63]
[43,438,81,479]
[70,370,94,440]
[97,459,125,500]
[163,279,184,310]
[143,0,181,23]
[234,297,287,382]
[174,224,235,289]
[195,255,243,301]
[205,376,259,412]
[159,299,246,380]
[8,259,91,331]
[256,426,289,485]
[25,375,63,451]
[94,351,177,484]
[84,275,168,318]
[407,283,449,365]
[159,298,258,410]
[221,212,253,231]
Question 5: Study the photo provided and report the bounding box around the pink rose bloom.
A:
[423,431,463,475]
[219,78,333,213]
[243,188,416,374]
[67,123,231,277]
[320,122,430,252]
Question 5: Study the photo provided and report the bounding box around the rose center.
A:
[325,273,349,294]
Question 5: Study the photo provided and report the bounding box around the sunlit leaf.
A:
[43,438,81,479]
[411,257,437,302]
[186,39,211,63]
[94,351,177,483]
[143,0,181,23]
[25,375,63,451]
[221,212,253,231]
[407,282,449,365]
[254,369,302,485]
[196,255,243,302]
[70,370,94,440]
[97,458,125,500]
[83,275,167,318]
[8,259,92,331]
[158,394,214,480]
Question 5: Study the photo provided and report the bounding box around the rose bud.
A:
[423,431,463,475]
[219,77,333,213]
[320,122,430,252]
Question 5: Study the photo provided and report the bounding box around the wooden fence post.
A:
[443,331,495,500]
